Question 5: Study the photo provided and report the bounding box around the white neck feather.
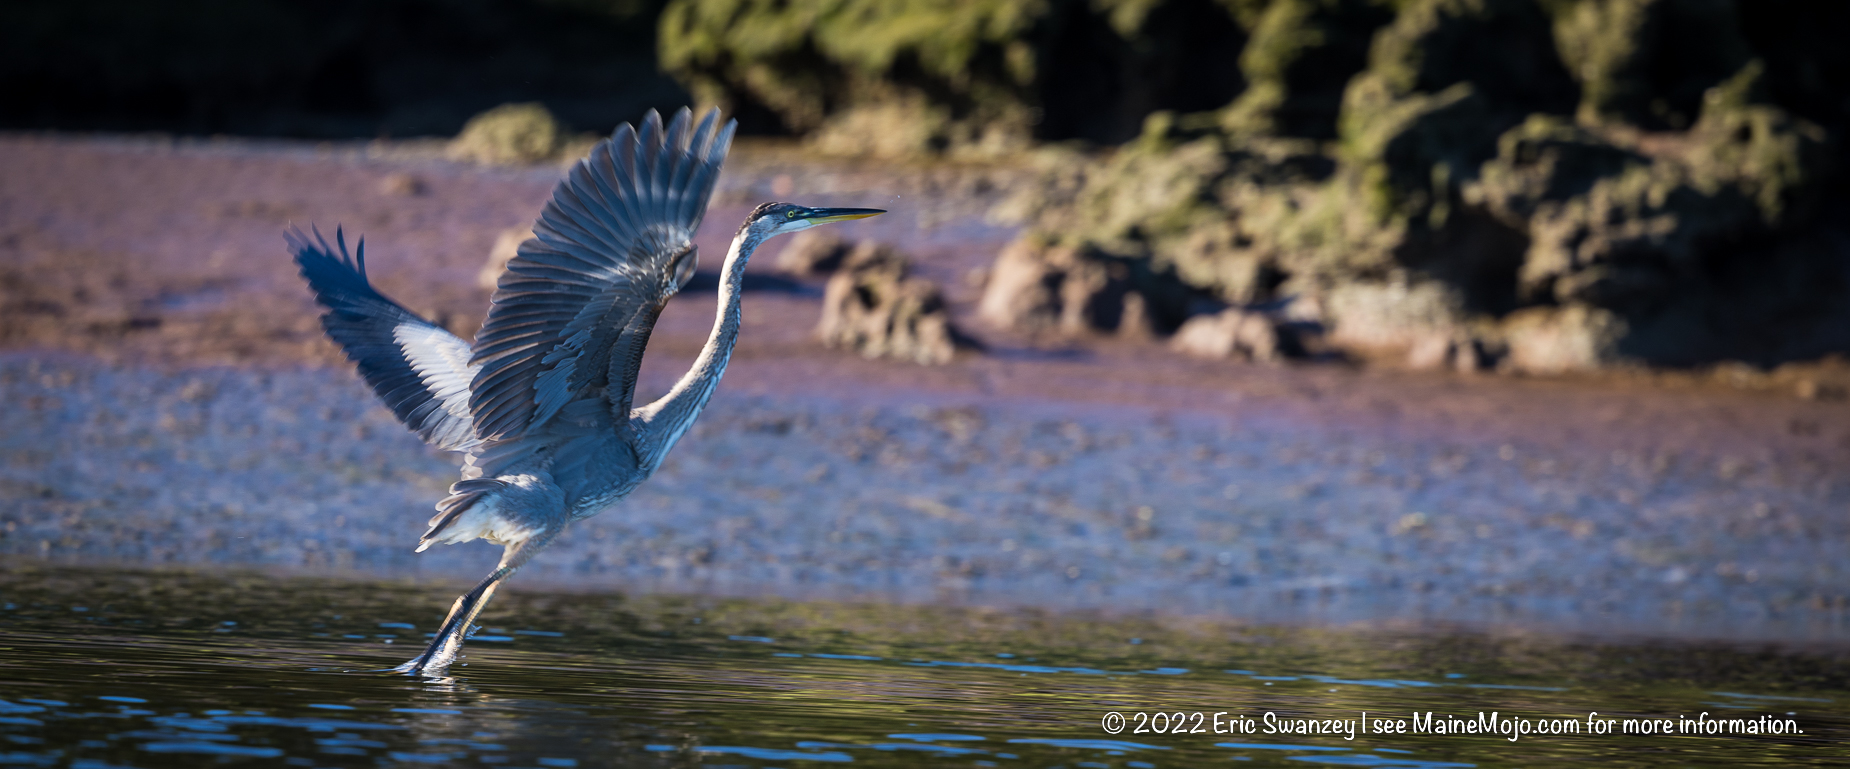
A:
[631,228,762,467]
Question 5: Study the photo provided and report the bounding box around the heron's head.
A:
[742,202,885,240]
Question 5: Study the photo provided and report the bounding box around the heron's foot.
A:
[386,638,443,676]
[395,612,472,676]
[389,656,428,675]
[389,566,511,676]
[393,621,482,676]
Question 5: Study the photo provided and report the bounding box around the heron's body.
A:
[288,108,881,674]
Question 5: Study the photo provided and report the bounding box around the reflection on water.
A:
[0,567,1845,768]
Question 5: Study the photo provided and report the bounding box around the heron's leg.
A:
[395,565,513,676]
[395,527,562,676]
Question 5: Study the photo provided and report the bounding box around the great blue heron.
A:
[288,108,882,675]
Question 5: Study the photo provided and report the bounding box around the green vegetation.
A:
[659,0,1256,155]
[448,102,567,164]
[982,0,1843,371]
[12,0,1841,369]
[660,0,1051,156]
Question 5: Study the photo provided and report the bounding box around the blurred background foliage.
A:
[0,0,683,137]
[8,0,1842,150]
[6,0,1848,371]
[659,0,1254,153]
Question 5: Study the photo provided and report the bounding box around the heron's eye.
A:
[785,209,800,219]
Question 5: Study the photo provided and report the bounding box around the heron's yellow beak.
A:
[799,207,886,225]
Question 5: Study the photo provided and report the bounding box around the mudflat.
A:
[2,134,1846,643]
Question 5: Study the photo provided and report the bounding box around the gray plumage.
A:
[291,228,481,452]
[288,107,883,675]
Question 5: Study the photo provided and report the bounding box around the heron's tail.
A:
[419,473,564,569]
[420,478,506,550]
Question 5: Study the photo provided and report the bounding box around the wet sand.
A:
[2,134,1847,644]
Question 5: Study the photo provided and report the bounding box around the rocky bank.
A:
[1,135,1847,643]
[668,0,1850,373]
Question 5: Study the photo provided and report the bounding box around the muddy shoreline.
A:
[2,135,1847,645]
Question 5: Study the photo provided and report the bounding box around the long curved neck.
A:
[633,229,762,467]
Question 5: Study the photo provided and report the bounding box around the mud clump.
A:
[1785,355,1850,401]
[1170,308,1289,362]
[478,228,530,291]
[1465,66,1835,368]
[774,229,852,276]
[977,236,1193,338]
[377,173,428,197]
[448,103,566,165]
[819,242,972,365]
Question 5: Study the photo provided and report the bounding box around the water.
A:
[1,568,1845,768]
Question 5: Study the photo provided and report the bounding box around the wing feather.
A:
[467,107,733,442]
[289,227,482,452]
[584,148,642,242]
[605,296,671,421]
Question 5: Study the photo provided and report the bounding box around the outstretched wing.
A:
[290,227,481,452]
[468,107,735,441]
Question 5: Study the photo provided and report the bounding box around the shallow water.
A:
[0,568,1845,768]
